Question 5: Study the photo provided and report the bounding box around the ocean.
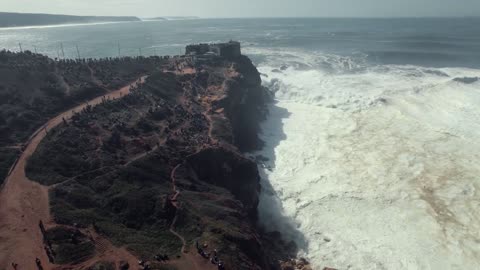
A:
[2,18,480,270]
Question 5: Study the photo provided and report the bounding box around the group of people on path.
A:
[137,254,170,270]
[196,241,225,270]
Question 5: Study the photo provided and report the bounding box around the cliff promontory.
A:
[0,42,287,270]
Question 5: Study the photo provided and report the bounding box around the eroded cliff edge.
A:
[23,42,290,269]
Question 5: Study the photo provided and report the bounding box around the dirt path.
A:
[168,164,188,253]
[169,215,186,253]
[0,78,145,270]
[163,75,220,270]
[167,163,218,270]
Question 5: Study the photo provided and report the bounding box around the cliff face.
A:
[223,55,270,151]
[185,147,260,217]
[199,54,270,151]
[167,50,272,268]
[24,44,276,269]
[182,54,270,218]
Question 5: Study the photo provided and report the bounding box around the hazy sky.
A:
[2,0,480,18]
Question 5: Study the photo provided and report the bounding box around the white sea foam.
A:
[250,48,480,270]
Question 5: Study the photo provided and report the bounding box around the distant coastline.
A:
[142,16,200,21]
[0,12,141,28]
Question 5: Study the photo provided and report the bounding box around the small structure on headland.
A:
[186,41,241,59]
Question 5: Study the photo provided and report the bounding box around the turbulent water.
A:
[2,18,480,270]
[253,49,480,270]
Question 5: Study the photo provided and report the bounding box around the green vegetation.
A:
[0,148,20,185]
[47,158,183,257]
[45,226,95,264]
[0,50,165,184]
[27,77,187,257]
[25,56,270,268]
[27,125,102,185]
[26,71,230,260]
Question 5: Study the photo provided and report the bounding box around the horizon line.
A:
[203,15,480,19]
[1,11,479,20]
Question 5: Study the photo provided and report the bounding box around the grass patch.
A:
[0,148,20,185]
[45,226,95,264]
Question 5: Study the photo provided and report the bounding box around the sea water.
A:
[2,18,480,270]
[252,48,480,269]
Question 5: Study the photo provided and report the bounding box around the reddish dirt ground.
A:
[0,78,145,270]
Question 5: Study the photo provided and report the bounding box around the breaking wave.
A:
[249,48,480,270]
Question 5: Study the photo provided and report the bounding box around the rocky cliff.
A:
[22,43,282,269]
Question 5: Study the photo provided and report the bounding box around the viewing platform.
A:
[185,41,241,59]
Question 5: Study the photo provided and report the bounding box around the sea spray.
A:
[251,48,480,270]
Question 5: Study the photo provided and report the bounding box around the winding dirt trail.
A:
[0,78,145,270]
[169,164,185,251]
[164,75,222,269]
[167,163,218,270]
